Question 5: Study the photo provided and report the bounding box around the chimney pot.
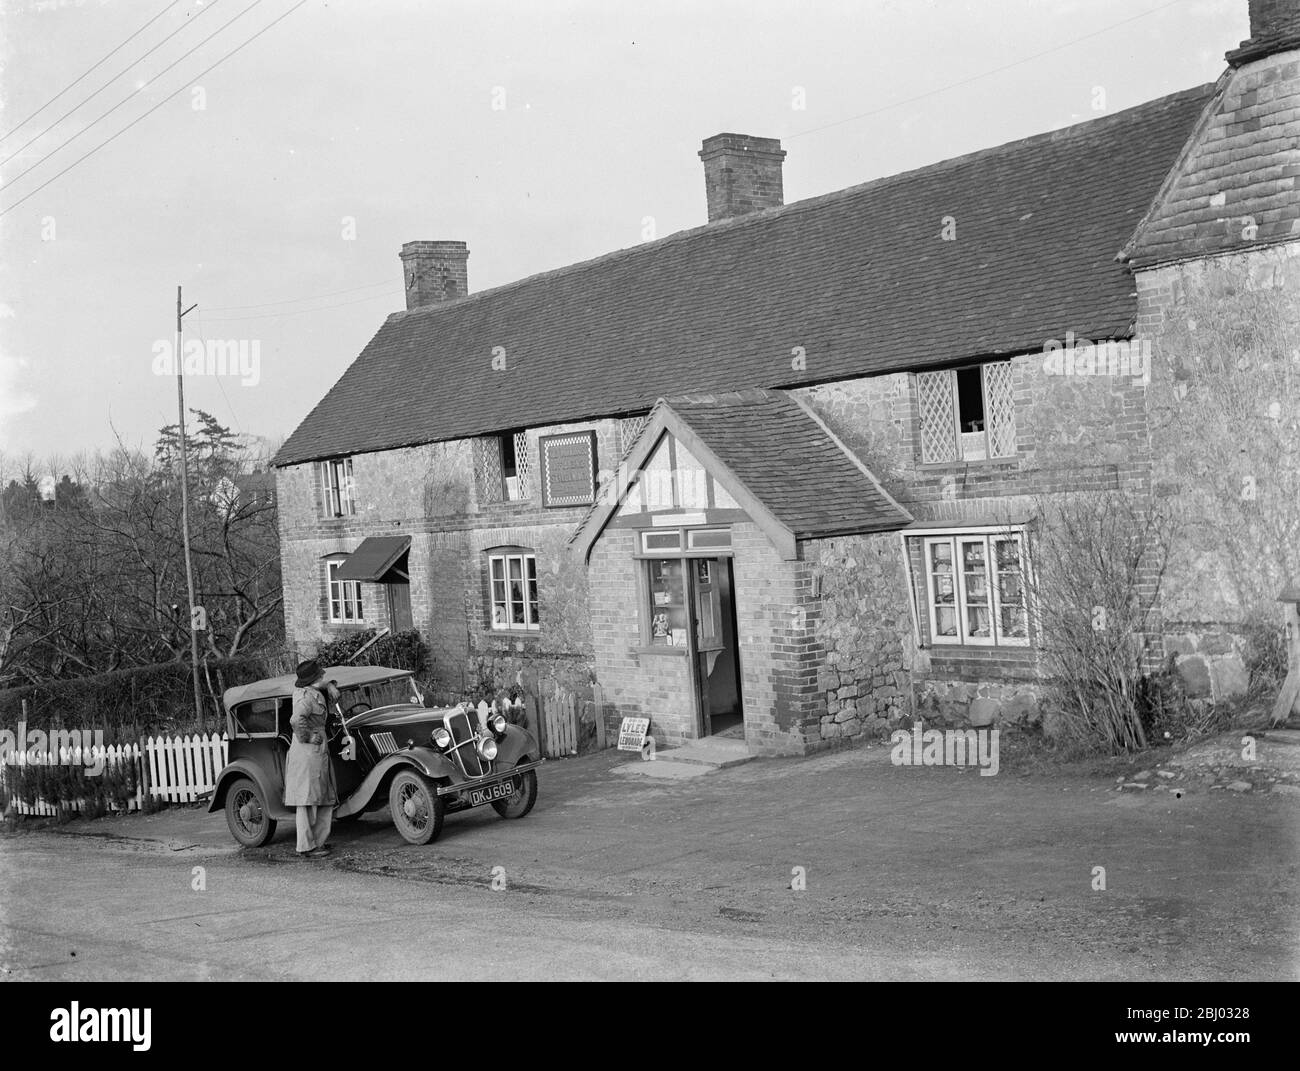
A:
[400,240,469,309]
[698,133,786,222]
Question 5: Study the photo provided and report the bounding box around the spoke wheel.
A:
[491,766,538,819]
[388,770,444,846]
[225,777,277,847]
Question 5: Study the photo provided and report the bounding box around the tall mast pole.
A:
[176,285,203,731]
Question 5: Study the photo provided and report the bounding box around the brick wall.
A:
[276,417,624,696]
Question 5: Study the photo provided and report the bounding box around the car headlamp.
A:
[489,713,507,735]
[477,736,499,761]
[432,727,452,749]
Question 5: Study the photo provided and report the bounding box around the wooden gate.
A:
[540,681,578,757]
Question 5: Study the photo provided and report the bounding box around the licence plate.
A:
[466,779,515,808]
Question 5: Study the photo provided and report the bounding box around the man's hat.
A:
[294,659,327,688]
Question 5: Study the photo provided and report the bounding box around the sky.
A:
[0,0,1249,472]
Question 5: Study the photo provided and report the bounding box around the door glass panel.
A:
[647,559,687,646]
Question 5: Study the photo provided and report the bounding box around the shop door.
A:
[690,558,743,736]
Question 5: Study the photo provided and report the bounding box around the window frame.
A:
[917,361,1016,465]
[921,530,1030,648]
[326,557,364,624]
[321,457,356,517]
[488,550,540,631]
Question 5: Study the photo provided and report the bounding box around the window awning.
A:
[335,536,411,582]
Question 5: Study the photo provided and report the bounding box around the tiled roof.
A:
[666,391,910,539]
[1124,60,1300,268]
[275,84,1215,467]
[569,389,911,557]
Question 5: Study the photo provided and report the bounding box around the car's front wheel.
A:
[388,770,444,845]
[491,764,538,819]
[225,777,277,847]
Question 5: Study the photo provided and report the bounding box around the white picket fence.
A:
[144,733,228,803]
[1,732,228,816]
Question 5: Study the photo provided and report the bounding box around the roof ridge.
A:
[382,82,1218,329]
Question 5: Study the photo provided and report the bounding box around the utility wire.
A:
[0,0,185,144]
[787,0,1190,140]
[2,0,264,188]
[0,0,224,168]
[205,278,395,311]
[0,0,309,218]
[201,288,404,322]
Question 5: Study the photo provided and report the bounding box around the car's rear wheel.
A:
[225,777,277,847]
[389,770,444,845]
[491,764,538,819]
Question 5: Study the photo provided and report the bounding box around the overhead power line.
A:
[205,278,395,312]
[201,288,405,322]
[0,0,185,144]
[0,0,310,218]
[788,0,1190,140]
[0,0,224,168]
[1,0,265,188]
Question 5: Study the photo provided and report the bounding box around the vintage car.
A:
[208,665,543,847]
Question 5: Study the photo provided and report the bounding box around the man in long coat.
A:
[286,659,339,858]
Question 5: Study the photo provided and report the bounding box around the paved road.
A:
[2,745,1297,980]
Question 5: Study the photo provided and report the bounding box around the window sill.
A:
[487,628,542,638]
[917,456,1019,472]
[633,645,687,657]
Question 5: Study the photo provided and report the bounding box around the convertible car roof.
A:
[222,665,412,710]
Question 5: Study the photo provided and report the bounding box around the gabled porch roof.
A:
[570,389,911,561]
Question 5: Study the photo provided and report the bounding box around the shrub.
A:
[1027,490,1174,753]
[313,629,430,679]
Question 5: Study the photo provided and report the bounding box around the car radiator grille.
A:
[445,708,487,778]
[370,731,399,756]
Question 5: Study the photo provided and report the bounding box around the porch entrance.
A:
[689,557,743,737]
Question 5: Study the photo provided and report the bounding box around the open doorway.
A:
[690,557,743,737]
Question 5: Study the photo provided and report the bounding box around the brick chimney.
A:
[1227,0,1300,66]
[400,240,469,309]
[698,134,786,222]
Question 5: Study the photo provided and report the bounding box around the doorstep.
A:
[610,736,755,780]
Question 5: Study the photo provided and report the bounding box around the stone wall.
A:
[1136,241,1300,702]
[806,532,915,743]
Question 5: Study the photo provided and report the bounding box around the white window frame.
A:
[921,530,1030,647]
[321,457,356,517]
[327,558,364,623]
[489,551,539,631]
[917,362,1016,464]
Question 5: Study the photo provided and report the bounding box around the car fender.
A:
[335,747,455,818]
[494,723,539,766]
[208,760,294,821]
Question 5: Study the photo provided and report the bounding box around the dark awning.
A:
[335,536,411,582]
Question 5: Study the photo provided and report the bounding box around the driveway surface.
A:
[2,743,1297,980]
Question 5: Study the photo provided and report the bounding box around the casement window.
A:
[474,432,531,503]
[923,532,1029,646]
[320,457,356,517]
[327,558,364,623]
[916,362,1016,463]
[488,550,539,630]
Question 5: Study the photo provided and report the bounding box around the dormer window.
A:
[474,432,531,504]
[917,361,1016,463]
[321,457,356,517]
